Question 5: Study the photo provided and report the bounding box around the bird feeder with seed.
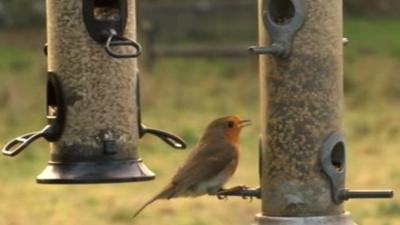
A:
[217,0,394,224]
[2,0,186,184]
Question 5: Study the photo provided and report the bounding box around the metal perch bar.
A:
[339,189,394,200]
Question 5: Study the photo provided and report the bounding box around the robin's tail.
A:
[132,195,159,219]
[132,184,176,219]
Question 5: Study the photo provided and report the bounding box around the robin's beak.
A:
[239,119,252,128]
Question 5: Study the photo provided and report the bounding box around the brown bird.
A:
[132,115,251,218]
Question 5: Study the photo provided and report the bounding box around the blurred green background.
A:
[0,1,399,225]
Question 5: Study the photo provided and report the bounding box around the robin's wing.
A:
[165,142,237,198]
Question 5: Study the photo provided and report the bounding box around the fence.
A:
[139,1,257,67]
[0,0,399,28]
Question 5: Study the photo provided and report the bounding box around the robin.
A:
[132,115,251,218]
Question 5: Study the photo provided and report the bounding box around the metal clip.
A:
[343,37,349,46]
[104,29,142,59]
[103,132,118,155]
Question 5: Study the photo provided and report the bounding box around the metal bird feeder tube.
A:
[258,0,345,217]
[2,0,185,184]
[253,0,392,224]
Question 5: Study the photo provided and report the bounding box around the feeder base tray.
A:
[254,212,356,225]
[36,159,155,184]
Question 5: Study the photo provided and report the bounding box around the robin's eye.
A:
[227,121,235,128]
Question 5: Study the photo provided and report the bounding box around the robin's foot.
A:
[243,195,254,202]
[216,185,249,200]
[217,194,228,200]
[216,187,227,200]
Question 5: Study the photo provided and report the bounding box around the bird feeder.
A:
[214,0,393,224]
[2,0,185,184]
[250,0,393,224]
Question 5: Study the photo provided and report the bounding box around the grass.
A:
[344,17,400,58]
[0,17,399,225]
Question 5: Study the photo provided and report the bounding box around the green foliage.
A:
[377,201,400,216]
[0,0,398,28]
[0,0,44,27]
[0,45,36,71]
[344,0,400,17]
[344,18,400,57]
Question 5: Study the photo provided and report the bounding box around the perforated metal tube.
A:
[37,0,155,183]
[256,0,355,223]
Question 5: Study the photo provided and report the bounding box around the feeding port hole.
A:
[93,0,122,21]
[268,0,295,25]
